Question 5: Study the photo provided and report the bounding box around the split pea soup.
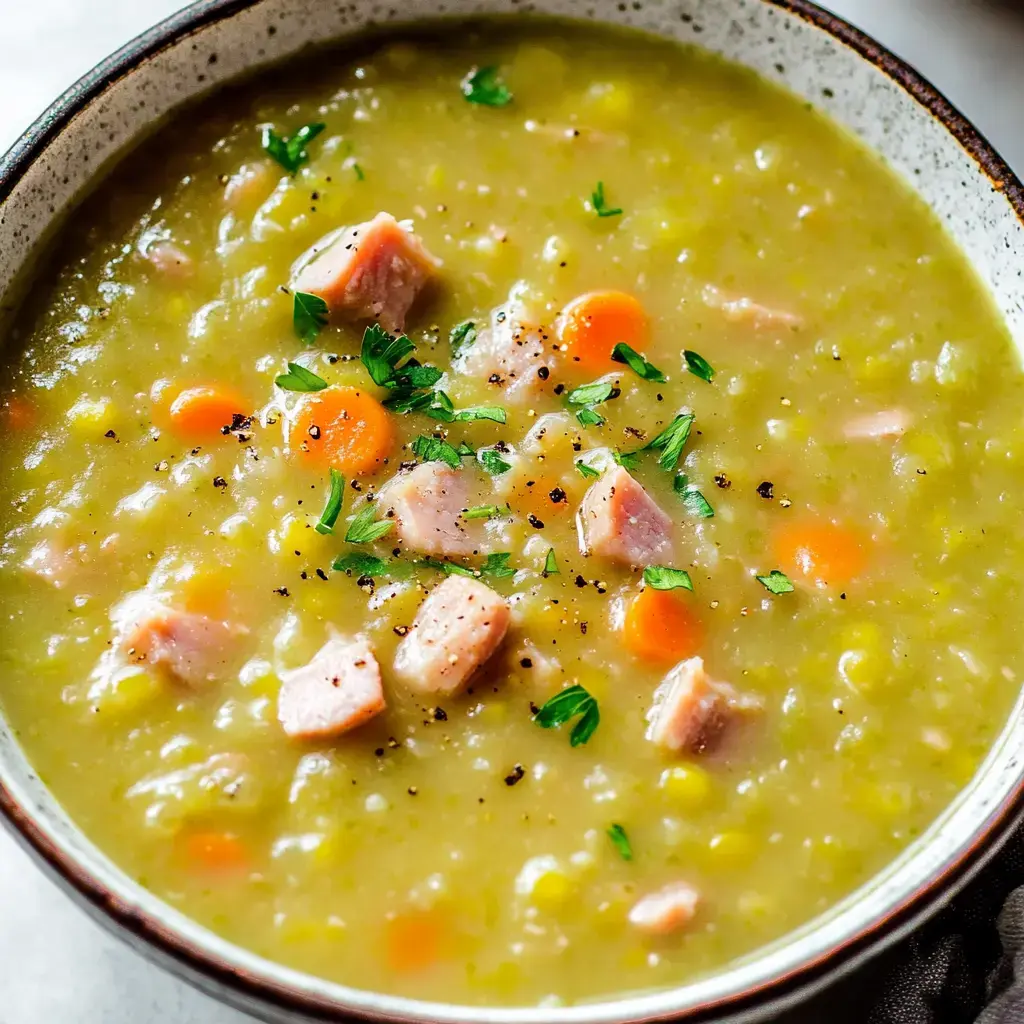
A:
[0,18,1021,1010]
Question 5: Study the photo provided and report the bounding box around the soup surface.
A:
[0,19,1021,1008]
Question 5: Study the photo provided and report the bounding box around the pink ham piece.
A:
[628,882,700,935]
[645,656,761,755]
[143,241,193,279]
[278,636,385,740]
[393,576,510,697]
[377,461,477,557]
[118,597,240,689]
[290,212,440,332]
[702,284,802,330]
[576,465,673,566]
[452,297,551,402]
[844,408,912,441]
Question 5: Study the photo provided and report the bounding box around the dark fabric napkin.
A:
[768,832,1024,1023]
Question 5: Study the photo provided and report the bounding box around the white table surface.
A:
[3,2,1024,1021]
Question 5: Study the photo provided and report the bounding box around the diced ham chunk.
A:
[452,297,551,402]
[844,408,912,440]
[290,212,440,332]
[143,241,193,279]
[393,576,510,697]
[223,161,275,210]
[628,882,700,935]
[702,284,802,330]
[577,465,673,566]
[117,596,240,689]
[645,656,761,755]
[377,462,478,557]
[278,636,385,740]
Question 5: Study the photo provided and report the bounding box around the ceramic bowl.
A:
[2,2,1023,1022]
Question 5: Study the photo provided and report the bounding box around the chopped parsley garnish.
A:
[293,291,329,344]
[613,450,641,471]
[351,160,365,181]
[455,406,507,424]
[576,461,600,480]
[591,180,623,218]
[606,823,633,861]
[480,552,516,579]
[450,319,478,356]
[411,435,463,469]
[543,547,559,576]
[674,474,715,518]
[344,503,394,545]
[645,412,695,470]
[684,349,716,383]
[611,343,666,383]
[391,364,444,390]
[478,448,512,475]
[333,552,389,577]
[756,570,795,595]
[462,504,501,520]
[360,323,416,386]
[533,684,600,747]
[567,381,616,406]
[275,361,329,392]
[456,441,476,457]
[262,122,326,174]
[419,557,477,578]
[461,66,513,107]
[575,408,605,428]
[643,565,693,592]
[315,468,345,536]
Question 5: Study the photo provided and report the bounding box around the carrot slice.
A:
[558,290,648,373]
[179,831,249,873]
[167,385,249,440]
[774,519,865,587]
[624,588,703,664]
[289,386,394,476]
[384,909,448,972]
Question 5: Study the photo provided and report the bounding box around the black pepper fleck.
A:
[756,480,774,500]
[504,764,525,786]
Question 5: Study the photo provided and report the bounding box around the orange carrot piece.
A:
[558,290,648,373]
[624,588,703,664]
[0,396,35,432]
[289,386,394,476]
[180,831,249,873]
[167,385,249,440]
[774,519,866,587]
[384,909,448,972]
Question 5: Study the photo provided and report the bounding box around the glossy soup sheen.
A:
[0,19,1021,1009]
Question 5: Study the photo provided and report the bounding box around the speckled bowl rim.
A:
[1,2,1024,1023]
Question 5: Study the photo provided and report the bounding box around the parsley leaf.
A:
[646,412,695,470]
[643,565,693,592]
[293,291,329,344]
[333,552,389,577]
[478,448,512,475]
[262,122,326,173]
[412,435,462,469]
[674,473,715,518]
[419,557,476,578]
[450,320,478,356]
[591,180,623,219]
[454,406,507,424]
[462,505,501,520]
[576,407,605,428]
[756,570,795,595]
[576,461,600,480]
[533,684,601,746]
[461,66,513,107]
[567,381,616,406]
[611,342,666,383]
[315,468,345,536]
[606,823,633,861]
[344,503,394,545]
[613,450,641,471]
[543,548,559,576]
[480,552,516,579]
[391,364,443,390]
[684,349,716,383]
[360,323,416,386]
[275,361,329,393]
[456,441,476,457]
